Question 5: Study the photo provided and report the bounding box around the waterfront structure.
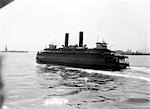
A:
[5,45,8,52]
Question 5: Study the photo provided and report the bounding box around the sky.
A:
[0,0,150,52]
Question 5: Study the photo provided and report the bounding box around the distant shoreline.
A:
[0,51,29,53]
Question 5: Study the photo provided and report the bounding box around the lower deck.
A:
[36,52,129,71]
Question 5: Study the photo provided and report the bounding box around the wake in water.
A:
[36,63,150,82]
[3,53,150,109]
[35,64,150,109]
[66,66,150,82]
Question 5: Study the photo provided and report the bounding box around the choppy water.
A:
[1,52,150,109]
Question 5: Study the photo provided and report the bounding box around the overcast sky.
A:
[0,0,149,52]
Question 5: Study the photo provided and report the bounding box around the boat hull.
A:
[36,53,129,71]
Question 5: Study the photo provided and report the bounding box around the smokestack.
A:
[79,31,83,47]
[65,33,69,47]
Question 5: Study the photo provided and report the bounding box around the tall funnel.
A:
[79,31,83,47]
[65,33,69,47]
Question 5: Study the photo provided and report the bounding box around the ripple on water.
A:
[43,97,69,106]
[126,98,150,104]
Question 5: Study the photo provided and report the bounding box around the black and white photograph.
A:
[0,0,150,109]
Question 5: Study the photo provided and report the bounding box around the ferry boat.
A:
[36,32,129,70]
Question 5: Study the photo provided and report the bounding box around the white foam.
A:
[33,61,39,66]
[43,97,69,106]
[2,105,9,109]
[65,67,150,82]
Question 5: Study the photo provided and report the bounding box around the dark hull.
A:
[36,53,129,71]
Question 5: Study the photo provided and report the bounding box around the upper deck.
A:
[43,47,111,54]
[38,31,128,59]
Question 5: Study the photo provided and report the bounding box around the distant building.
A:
[5,45,8,52]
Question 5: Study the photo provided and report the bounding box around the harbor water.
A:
[1,52,150,109]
